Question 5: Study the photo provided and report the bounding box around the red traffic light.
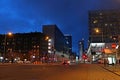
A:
[82,53,87,59]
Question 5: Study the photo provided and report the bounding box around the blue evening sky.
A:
[0,0,120,53]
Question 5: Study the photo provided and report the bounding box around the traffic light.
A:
[82,53,87,59]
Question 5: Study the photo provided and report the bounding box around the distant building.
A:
[78,39,84,60]
[64,34,72,54]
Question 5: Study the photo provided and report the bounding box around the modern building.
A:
[43,25,66,52]
[88,10,120,64]
[42,24,72,59]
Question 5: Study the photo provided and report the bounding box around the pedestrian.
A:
[119,59,120,65]
[104,59,108,67]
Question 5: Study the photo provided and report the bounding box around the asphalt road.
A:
[0,63,120,80]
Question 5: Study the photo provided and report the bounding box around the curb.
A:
[99,64,120,76]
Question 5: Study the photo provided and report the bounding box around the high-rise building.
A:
[89,10,120,43]
[88,10,120,64]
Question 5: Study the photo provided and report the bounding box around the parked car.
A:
[23,59,31,64]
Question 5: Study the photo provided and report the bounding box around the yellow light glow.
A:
[96,29,99,33]
[45,36,49,40]
[94,28,99,33]
[8,32,12,36]
[93,20,98,24]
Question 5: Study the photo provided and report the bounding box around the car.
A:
[23,59,31,64]
[69,60,76,65]
[62,60,70,65]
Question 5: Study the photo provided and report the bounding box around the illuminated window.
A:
[37,46,39,48]
[99,13,102,15]
[48,43,51,45]
[48,39,52,42]
[48,50,52,53]
[105,24,108,26]
[66,41,69,44]
[48,47,51,49]
[110,24,112,26]
[93,20,98,24]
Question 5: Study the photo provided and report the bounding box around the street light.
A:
[112,36,118,65]
[94,28,103,42]
[92,28,104,62]
[4,32,12,59]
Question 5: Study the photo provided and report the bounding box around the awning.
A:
[103,48,116,54]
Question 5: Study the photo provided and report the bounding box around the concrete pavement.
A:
[99,64,120,76]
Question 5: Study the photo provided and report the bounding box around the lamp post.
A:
[94,28,104,42]
[3,32,12,59]
[112,36,118,65]
[94,28,105,62]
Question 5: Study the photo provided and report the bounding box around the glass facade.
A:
[42,25,71,53]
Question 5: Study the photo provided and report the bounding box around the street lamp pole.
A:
[102,31,103,42]
[3,32,12,59]
[3,34,6,59]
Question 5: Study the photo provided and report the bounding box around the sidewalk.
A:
[100,64,120,76]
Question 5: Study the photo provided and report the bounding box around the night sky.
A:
[0,0,120,53]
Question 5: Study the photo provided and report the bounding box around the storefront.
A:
[107,55,116,64]
[104,48,117,64]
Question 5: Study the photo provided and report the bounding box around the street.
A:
[0,63,120,80]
